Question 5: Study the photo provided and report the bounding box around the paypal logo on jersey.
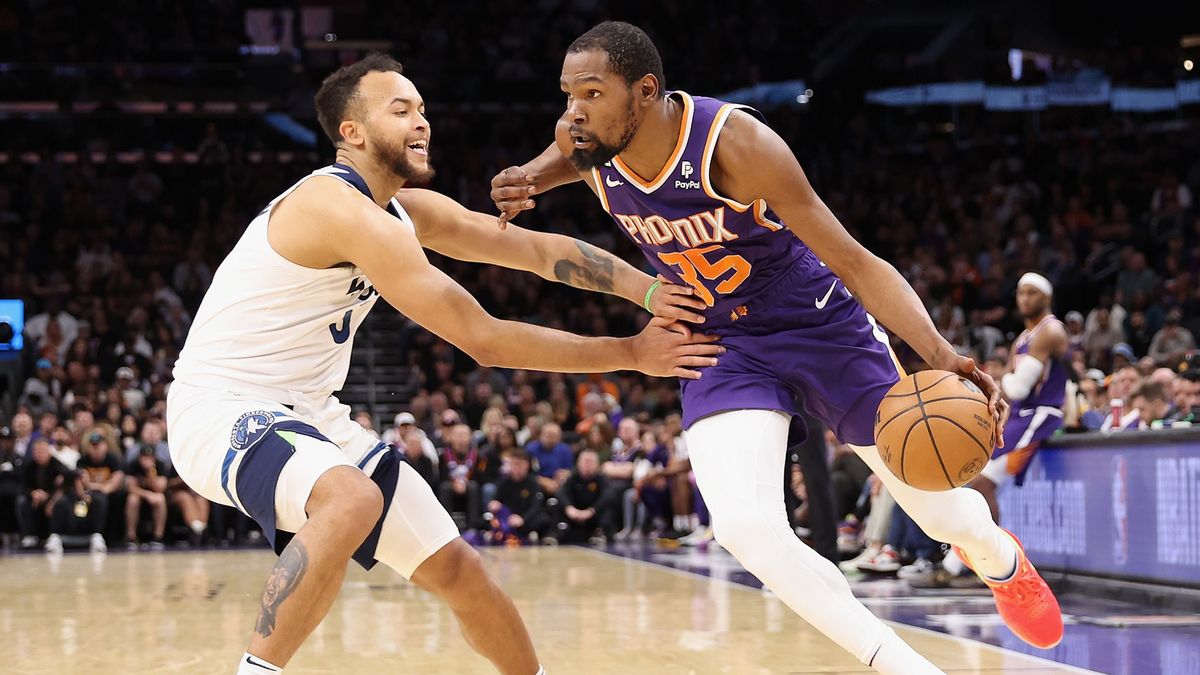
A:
[675,161,700,190]
[230,411,276,451]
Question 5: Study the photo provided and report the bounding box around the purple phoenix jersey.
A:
[591,92,902,445]
[996,315,1067,468]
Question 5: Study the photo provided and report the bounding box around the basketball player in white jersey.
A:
[168,54,721,675]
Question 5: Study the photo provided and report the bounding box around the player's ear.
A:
[638,74,660,102]
[338,119,365,149]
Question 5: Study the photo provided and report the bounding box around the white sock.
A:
[868,627,943,675]
[190,520,205,534]
[689,513,699,530]
[237,652,282,674]
[981,548,1019,583]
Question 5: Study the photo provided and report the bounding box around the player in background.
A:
[491,22,1062,674]
[168,54,721,675]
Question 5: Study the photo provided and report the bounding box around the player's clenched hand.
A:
[631,317,723,379]
[932,351,1011,448]
[490,166,537,229]
[648,275,708,324]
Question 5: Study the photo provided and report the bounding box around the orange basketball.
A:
[873,370,995,491]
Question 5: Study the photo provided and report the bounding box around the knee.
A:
[414,539,487,601]
[310,467,384,538]
[710,506,786,569]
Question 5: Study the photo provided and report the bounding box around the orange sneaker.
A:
[954,529,1064,649]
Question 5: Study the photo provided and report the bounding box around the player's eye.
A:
[588,90,601,99]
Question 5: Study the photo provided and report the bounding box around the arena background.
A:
[0,2,1199,674]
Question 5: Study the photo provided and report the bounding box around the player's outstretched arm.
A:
[490,120,582,227]
[302,180,721,378]
[711,111,1010,441]
[404,189,707,324]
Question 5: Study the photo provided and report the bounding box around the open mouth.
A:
[407,139,428,156]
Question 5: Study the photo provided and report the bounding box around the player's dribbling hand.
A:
[490,166,537,229]
[932,351,1011,448]
[632,317,724,379]
[648,275,709,324]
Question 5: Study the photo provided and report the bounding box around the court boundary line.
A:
[572,546,1101,675]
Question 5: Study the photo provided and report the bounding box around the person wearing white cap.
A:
[381,412,438,468]
[975,273,1068,517]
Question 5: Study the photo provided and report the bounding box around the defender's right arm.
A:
[288,179,720,379]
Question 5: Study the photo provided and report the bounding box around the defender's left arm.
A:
[711,111,1009,439]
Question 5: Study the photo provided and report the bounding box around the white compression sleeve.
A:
[1001,356,1044,401]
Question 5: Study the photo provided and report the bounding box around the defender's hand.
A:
[490,166,537,229]
[648,276,708,324]
[630,317,723,380]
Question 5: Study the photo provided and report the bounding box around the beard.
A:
[568,104,639,171]
[374,135,436,186]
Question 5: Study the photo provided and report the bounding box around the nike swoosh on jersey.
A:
[814,281,838,309]
[605,175,623,188]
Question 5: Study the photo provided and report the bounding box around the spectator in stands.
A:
[1130,381,1171,429]
[1111,342,1137,372]
[124,445,167,550]
[352,410,375,434]
[1149,309,1196,366]
[18,358,61,417]
[74,431,124,549]
[437,423,481,530]
[132,417,170,466]
[1116,253,1161,308]
[115,366,146,412]
[1169,370,1200,424]
[11,411,33,458]
[1084,304,1127,369]
[167,464,209,546]
[604,418,642,538]
[382,411,438,466]
[0,427,18,543]
[1064,311,1086,355]
[486,449,547,544]
[526,422,574,496]
[402,429,438,489]
[17,438,65,548]
[1077,370,1109,430]
[558,449,609,544]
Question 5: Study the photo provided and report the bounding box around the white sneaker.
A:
[856,545,901,573]
[839,545,880,573]
[89,533,107,553]
[679,526,714,547]
[45,534,63,554]
[898,558,935,579]
[20,536,39,548]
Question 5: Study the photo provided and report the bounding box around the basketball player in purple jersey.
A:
[971,273,1069,518]
[492,22,1063,673]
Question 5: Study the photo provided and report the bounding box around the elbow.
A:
[463,339,502,368]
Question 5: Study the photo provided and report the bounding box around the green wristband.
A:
[643,280,662,312]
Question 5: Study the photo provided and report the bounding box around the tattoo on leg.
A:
[553,241,615,292]
[254,539,308,638]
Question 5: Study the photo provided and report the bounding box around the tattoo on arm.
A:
[254,539,309,638]
[553,241,615,293]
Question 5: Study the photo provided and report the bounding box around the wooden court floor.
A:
[0,547,1095,674]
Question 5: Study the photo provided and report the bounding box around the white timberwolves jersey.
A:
[173,164,414,402]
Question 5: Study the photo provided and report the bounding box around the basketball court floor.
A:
[1,543,1196,674]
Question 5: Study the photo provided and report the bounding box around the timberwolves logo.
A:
[230,411,276,451]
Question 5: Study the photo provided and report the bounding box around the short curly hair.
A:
[568,21,665,96]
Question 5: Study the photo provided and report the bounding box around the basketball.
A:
[874,370,995,491]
